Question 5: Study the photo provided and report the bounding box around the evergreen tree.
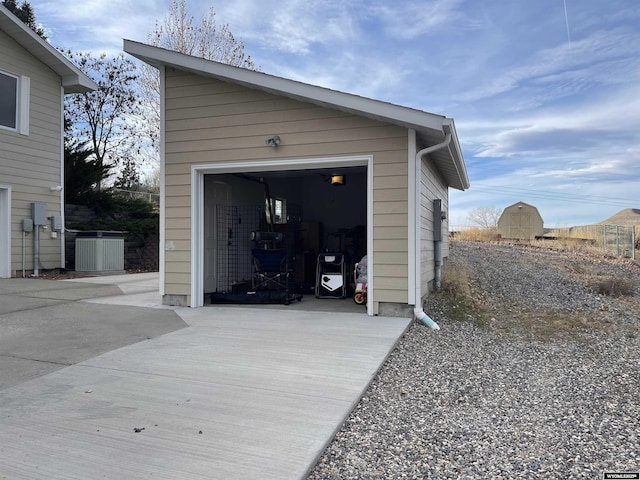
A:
[114,158,141,192]
[64,140,111,204]
[2,0,47,38]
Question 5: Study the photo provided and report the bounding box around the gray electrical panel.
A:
[433,199,443,242]
[32,202,47,225]
[51,215,63,232]
[22,218,33,233]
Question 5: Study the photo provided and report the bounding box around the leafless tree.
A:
[149,0,256,67]
[64,51,143,189]
[138,0,257,166]
[467,206,502,229]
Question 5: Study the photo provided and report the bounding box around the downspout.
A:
[413,130,451,330]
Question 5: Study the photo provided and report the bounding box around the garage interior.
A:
[203,165,368,313]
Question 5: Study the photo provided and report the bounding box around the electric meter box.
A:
[32,202,47,225]
[51,215,63,232]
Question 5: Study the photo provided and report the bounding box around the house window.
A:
[265,197,286,224]
[0,70,29,135]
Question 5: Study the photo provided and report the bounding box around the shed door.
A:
[509,212,531,239]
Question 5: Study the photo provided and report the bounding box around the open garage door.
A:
[191,156,374,314]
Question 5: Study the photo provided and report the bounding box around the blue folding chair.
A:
[252,248,289,293]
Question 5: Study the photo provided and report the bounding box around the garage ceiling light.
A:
[330,175,345,186]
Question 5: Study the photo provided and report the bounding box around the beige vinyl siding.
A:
[0,30,64,275]
[164,69,409,305]
[419,149,449,298]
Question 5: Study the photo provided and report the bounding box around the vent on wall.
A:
[75,234,124,272]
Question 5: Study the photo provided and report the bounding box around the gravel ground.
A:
[307,240,640,479]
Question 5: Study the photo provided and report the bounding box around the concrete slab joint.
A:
[0,275,411,479]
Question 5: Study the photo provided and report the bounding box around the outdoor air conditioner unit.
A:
[75,232,124,272]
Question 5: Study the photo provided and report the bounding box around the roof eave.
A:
[124,39,470,190]
[62,74,97,94]
[443,120,470,191]
[124,39,446,132]
[0,5,97,92]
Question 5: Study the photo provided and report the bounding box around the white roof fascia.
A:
[0,5,97,93]
[442,119,470,190]
[123,39,447,134]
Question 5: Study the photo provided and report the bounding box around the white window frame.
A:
[0,186,11,278]
[0,70,29,135]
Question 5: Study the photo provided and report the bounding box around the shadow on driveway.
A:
[0,277,186,391]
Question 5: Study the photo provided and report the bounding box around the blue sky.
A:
[31,0,640,227]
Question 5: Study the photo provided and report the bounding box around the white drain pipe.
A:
[413,131,452,330]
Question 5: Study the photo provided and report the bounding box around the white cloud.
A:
[460,26,640,104]
[214,0,359,55]
[450,170,640,229]
[368,0,464,39]
[459,83,640,164]
[270,51,411,101]
[35,0,167,54]
[27,0,640,228]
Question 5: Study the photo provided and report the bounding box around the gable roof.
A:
[123,39,469,191]
[0,5,96,93]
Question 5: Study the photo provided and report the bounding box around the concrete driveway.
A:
[0,273,411,479]
[0,273,186,391]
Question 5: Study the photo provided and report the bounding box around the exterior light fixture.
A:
[265,135,281,147]
[330,175,345,186]
[50,186,63,192]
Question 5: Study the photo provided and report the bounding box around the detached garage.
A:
[124,40,469,318]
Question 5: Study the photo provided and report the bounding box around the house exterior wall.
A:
[163,68,410,309]
[497,202,544,240]
[419,150,449,299]
[0,30,64,276]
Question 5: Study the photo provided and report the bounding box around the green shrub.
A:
[68,216,158,237]
[77,191,155,218]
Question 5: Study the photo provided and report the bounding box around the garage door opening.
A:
[200,164,369,314]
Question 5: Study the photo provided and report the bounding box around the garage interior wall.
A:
[163,68,410,310]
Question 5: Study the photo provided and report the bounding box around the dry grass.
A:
[437,264,489,325]
[530,237,601,254]
[439,263,472,299]
[487,309,614,341]
[453,228,500,242]
[435,243,640,340]
[589,276,635,297]
[436,264,598,338]
[560,262,637,297]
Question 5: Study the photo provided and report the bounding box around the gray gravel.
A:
[307,240,640,479]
